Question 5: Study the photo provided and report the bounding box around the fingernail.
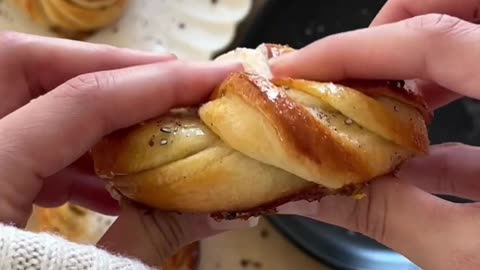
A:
[161,53,178,60]
[125,47,175,57]
[105,182,122,201]
[195,60,244,71]
[213,61,244,72]
[119,45,178,59]
[207,217,255,231]
[248,217,260,227]
[150,53,178,62]
[268,52,296,76]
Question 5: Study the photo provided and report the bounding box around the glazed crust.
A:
[92,109,315,213]
[90,44,430,216]
[200,73,425,189]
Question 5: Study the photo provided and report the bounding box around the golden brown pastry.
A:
[13,0,128,39]
[91,44,431,220]
[162,242,200,270]
[26,204,115,244]
[26,204,200,269]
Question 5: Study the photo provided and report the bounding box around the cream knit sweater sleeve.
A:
[0,224,152,270]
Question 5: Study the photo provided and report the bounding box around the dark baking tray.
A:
[222,0,387,53]
[224,1,480,269]
[268,216,420,270]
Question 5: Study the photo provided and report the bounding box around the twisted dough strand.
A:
[91,44,430,218]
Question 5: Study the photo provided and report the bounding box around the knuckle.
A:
[58,72,114,101]
[159,60,183,80]
[350,184,389,243]
[57,74,100,104]
[433,150,456,194]
[404,14,470,37]
[52,72,117,132]
[144,212,186,260]
[154,61,182,98]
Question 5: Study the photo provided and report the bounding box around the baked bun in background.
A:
[91,43,431,220]
[26,204,200,270]
[26,204,116,244]
[13,0,128,39]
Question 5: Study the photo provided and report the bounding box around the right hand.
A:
[270,1,480,270]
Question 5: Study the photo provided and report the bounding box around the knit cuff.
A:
[0,223,152,270]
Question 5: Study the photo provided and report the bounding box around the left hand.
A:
[0,31,239,229]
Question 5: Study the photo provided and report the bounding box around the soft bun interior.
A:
[214,47,273,79]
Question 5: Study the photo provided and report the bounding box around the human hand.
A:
[370,0,480,26]
[269,4,480,270]
[0,31,258,267]
[98,200,258,268]
[0,32,240,230]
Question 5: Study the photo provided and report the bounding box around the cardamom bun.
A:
[90,43,431,220]
[13,0,128,39]
[26,204,200,269]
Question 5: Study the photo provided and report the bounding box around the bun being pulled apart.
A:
[91,44,431,220]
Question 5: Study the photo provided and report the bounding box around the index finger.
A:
[271,14,480,107]
[371,0,480,26]
[0,60,241,180]
[1,32,175,90]
[0,32,175,117]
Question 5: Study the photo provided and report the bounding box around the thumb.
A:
[97,199,257,267]
[277,177,474,270]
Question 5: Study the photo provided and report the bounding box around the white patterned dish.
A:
[0,0,253,60]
